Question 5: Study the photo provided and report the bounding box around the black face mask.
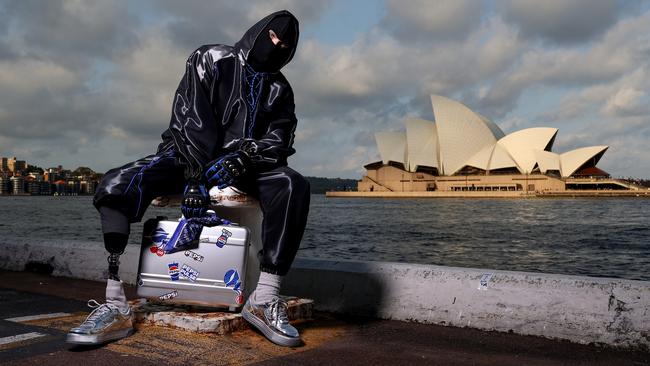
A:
[248,16,298,72]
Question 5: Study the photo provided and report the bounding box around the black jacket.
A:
[159,10,299,179]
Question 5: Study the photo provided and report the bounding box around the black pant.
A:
[94,149,310,276]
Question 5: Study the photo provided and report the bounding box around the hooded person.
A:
[68,10,310,348]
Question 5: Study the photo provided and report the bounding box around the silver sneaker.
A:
[242,297,302,347]
[66,299,134,345]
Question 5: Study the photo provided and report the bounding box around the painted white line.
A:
[5,312,73,323]
[0,332,46,346]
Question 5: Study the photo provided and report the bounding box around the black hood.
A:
[234,10,299,72]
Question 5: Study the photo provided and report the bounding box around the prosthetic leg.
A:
[66,208,134,345]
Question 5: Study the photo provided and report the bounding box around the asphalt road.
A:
[0,288,156,365]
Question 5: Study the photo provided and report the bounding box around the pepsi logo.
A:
[224,269,239,287]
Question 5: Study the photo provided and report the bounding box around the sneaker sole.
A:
[66,327,134,345]
[242,308,302,347]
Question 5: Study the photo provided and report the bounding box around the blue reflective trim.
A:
[164,218,188,253]
[124,150,175,219]
[244,64,265,138]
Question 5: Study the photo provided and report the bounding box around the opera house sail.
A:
[358,95,631,193]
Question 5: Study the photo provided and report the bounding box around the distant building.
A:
[10,176,25,195]
[0,176,10,194]
[89,180,98,194]
[7,157,26,173]
[53,180,67,195]
[27,180,39,195]
[0,157,8,172]
[28,173,44,182]
[45,167,66,182]
[80,180,93,194]
[66,180,80,195]
[359,95,630,193]
[27,180,52,195]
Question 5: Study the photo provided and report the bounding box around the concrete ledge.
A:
[132,297,313,334]
[283,258,650,350]
[2,240,648,350]
[0,239,142,284]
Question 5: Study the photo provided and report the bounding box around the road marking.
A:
[0,332,46,346]
[5,312,73,323]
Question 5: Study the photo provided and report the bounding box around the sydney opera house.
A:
[358,95,632,193]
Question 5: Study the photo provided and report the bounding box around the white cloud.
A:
[382,0,483,41]
[603,87,647,116]
[1,0,649,178]
[477,10,650,119]
[0,60,79,96]
[289,15,522,121]
[497,0,623,44]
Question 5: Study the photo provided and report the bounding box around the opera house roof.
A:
[374,95,608,178]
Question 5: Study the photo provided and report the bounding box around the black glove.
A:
[181,180,209,218]
[204,151,250,189]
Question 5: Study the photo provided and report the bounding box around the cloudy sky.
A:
[1,0,649,179]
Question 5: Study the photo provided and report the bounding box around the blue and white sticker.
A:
[168,262,180,281]
[216,229,233,248]
[152,228,169,244]
[478,273,493,291]
[180,263,199,282]
[150,227,170,256]
[224,268,244,304]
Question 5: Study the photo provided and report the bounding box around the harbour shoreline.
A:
[326,189,650,198]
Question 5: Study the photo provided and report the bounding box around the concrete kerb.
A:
[0,239,142,283]
[1,240,648,350]
[282,258,650,351]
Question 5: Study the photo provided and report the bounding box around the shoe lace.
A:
[267,298,289,325]
[82,299,119,326]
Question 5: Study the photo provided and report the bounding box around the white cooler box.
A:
[137,216,250,310]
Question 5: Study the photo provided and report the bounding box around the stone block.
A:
[132,297,313,335]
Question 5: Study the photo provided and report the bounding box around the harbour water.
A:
[1,195,648,281]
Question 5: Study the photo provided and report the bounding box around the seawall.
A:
[326,190,650,198]
[1,240,648,350]
[326,191,528,198]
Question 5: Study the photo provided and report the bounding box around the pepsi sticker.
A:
[216,229,233,248]
[152,228,169,244]
[149,246,165,257]
[184,250,204,262]
[158,290,178,301]
[168,262,180,281]
[180,263,199,282]
[224,269,242,297]
[149,228,170,256]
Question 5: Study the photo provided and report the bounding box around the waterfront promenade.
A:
[326,189,650,198]
[1,270,648,365]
